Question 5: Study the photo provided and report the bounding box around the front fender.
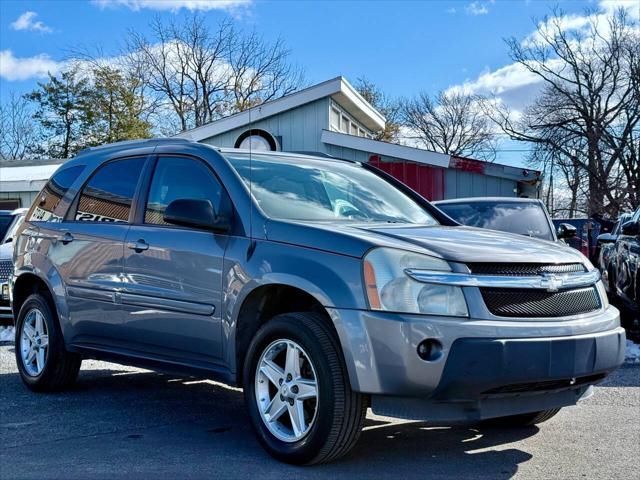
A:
[222,237,366,374]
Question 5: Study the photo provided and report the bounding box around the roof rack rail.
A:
[288,151,337,159]
[76,137,194,156]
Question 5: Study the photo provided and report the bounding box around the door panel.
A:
[54,156,146,345]
[121,155,230,363]
[50,222,129,343]
[121,226,226,362]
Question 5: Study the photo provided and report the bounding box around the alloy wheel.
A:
[255,339,319,442]
[20,308,49,376]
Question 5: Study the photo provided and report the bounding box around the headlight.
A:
[363,248,468,317]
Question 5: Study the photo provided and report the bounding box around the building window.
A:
[330,108,341,131]
[359,128,366,137]
[350,123,358,136]
[235,129,279,151]
[341,116,350,134]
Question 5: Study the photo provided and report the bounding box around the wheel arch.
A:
[12,268,67,333]
[232,282,336,386]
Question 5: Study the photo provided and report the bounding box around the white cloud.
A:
[92,0,252,12]
[600,0,640,18]
[446,0,639,114]
[465,2,489,16]
[10,11,53,33]
[0,50,61,81]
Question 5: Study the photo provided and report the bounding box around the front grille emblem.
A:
[540,273,564,292]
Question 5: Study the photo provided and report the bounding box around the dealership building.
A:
[0,77,540,207]
[178,76,541,200]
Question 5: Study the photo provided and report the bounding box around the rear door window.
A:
[29,165,85,222]
[75,157,145,223]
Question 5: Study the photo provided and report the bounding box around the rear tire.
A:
[243,312,367,465]
[15,293,81,392]
[484,408,561,427]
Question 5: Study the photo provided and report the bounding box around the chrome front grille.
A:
[0,260,12,283]
[467,263,586,276]
[480,286,601,318]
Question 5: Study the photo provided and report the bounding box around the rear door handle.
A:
[127,239,149,253]
[57,232,74,245]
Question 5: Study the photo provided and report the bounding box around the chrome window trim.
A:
[405,268,600,291]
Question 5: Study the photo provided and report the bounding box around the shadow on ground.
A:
[0,359,543,479]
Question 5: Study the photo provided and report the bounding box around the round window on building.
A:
[235,129,279,151]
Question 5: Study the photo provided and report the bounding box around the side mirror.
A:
[621,220,640,236]
[163,199,230,233]
[557,223,577,239]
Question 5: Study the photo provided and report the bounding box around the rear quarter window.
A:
[28,165,85,222]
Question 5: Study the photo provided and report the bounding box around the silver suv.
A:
[9,139,624,464]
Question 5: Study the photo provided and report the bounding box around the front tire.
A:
[15,293,81,392]
[243,312,367,465]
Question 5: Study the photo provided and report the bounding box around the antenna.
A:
[248,106,253,240]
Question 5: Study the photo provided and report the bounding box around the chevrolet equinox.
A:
[9,139,625,464]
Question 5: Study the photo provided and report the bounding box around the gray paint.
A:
[202,98,330,153]
[11,139,622,425]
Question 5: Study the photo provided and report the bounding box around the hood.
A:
[359,224,586,264]
[265,220,587,265]
[0,241,12,262]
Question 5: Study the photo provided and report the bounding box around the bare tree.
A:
[126,16,232,131]
[125,15,304,133]
[0,93,40,160]
[354,77,401,142]
[228,32,304,112]
[490,7,639,217]
[401,90,497,160]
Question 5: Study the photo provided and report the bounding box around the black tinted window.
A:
[437,201,554,240]
[145,156,224,225]
[29,165,85,222]
[76,157,145,222]
[0,216,12,238]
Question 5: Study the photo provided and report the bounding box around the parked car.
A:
[433,197,577,243]
[0,208,27,324]
[597,213,633,293]
[613,207,640,319]
[10,139,624,464]
[552,218,600,258]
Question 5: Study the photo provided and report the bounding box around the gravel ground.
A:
[0,344,638,480]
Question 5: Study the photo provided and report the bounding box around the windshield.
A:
[437,201,554,240]
[225,153,438,225]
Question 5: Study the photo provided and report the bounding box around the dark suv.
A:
[9,139,624,464]
[613,207,640,319]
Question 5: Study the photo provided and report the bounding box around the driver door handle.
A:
[127,239,149,253]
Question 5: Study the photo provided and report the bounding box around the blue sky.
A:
[1,0,637,166]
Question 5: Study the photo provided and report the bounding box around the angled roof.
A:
[176,76,386,142]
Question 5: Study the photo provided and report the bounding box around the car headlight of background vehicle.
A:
[363,247,468,317]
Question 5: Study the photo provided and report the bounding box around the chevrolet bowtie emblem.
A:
[540,273,564,292]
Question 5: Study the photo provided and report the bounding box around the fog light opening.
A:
[417,339,443,362]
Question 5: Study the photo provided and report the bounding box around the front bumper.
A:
[329,306,624,421]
